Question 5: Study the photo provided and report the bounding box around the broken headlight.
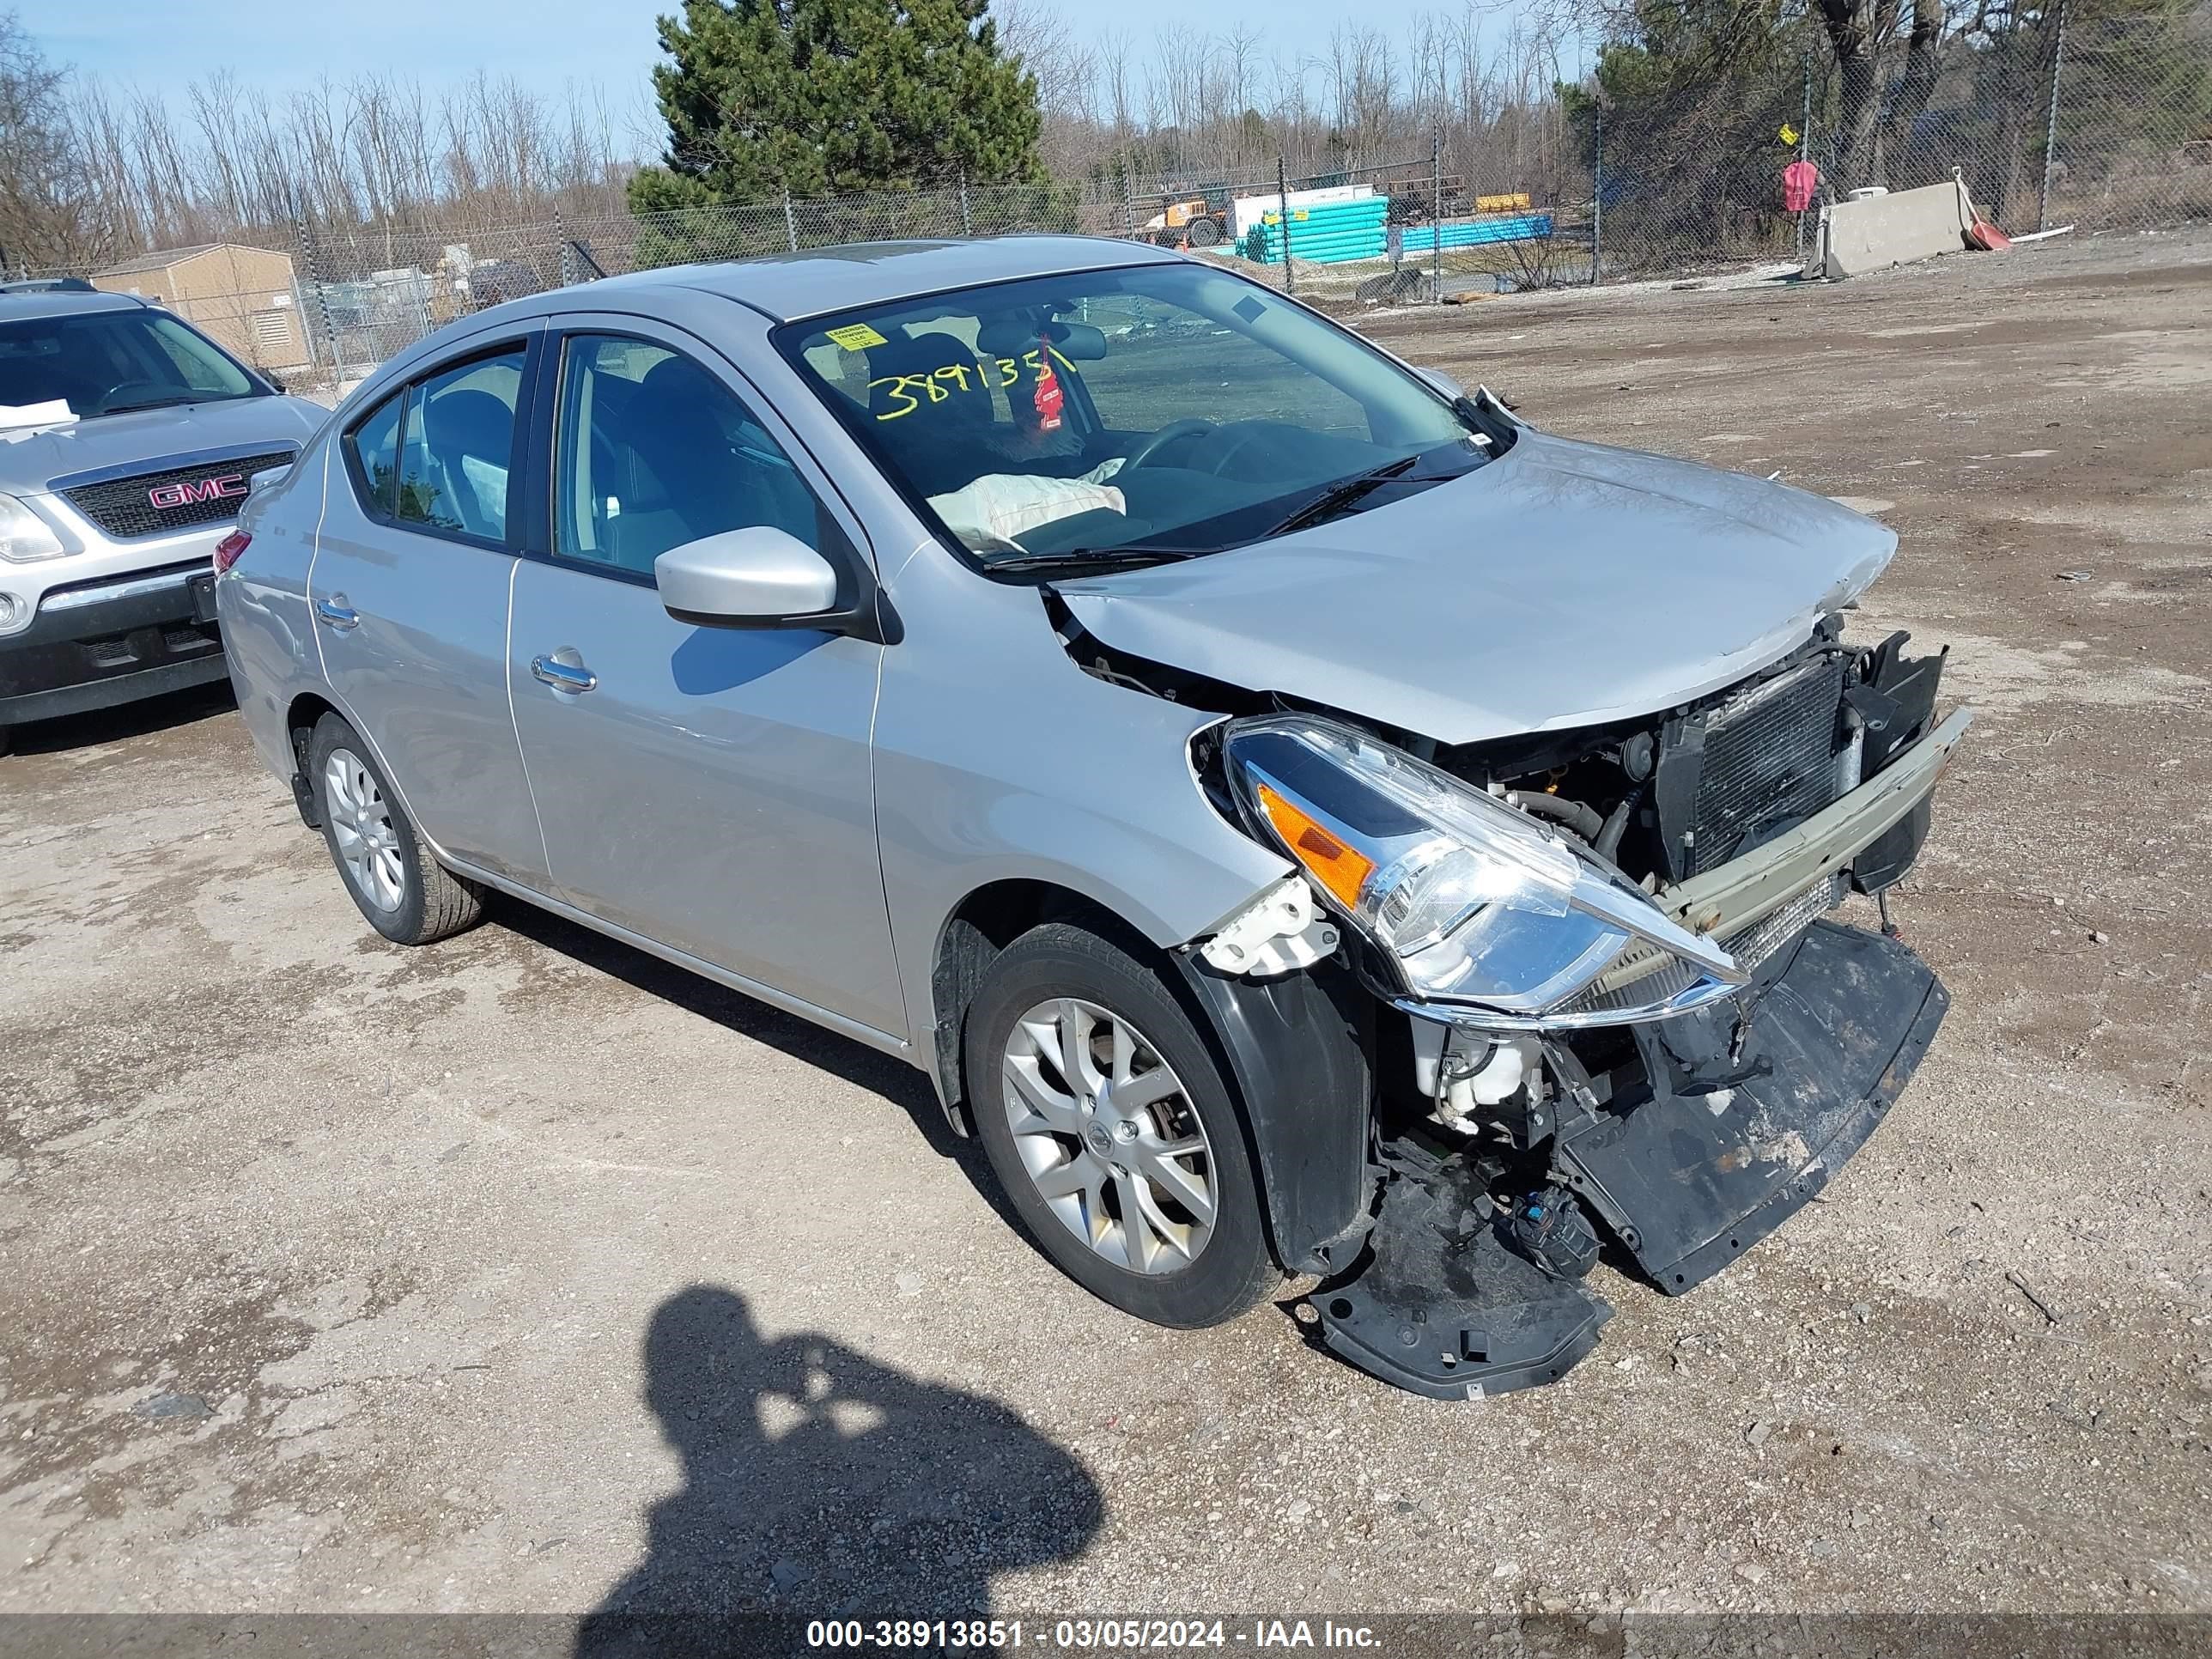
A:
[1220,715,1746,1025]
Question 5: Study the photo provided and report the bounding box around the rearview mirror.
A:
[656,527,841,629]
[1053,323,1108,361]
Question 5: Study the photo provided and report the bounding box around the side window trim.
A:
[340,388,402,520]
[527,319,867,595]
[337,328,544,554]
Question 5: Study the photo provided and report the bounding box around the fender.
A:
[1170,954,1375,1276]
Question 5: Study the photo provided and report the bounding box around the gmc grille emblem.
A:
[149,473,246,510]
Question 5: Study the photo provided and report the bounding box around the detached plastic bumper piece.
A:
[1313,920,1947,1399]
[1311,1150,1611,1401]
[1554,921,1948,1295]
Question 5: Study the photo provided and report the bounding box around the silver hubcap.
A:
[1001,997,1218,1274]
[324,747,406,914]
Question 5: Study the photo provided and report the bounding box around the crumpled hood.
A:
[1056,428,1898,746]
[1,394,326,495]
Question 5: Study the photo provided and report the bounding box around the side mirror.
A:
[1414,365,1466,398]
[656,526,842,629]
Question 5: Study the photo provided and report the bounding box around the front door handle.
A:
[314,597,359,630]
[531,653,599,694]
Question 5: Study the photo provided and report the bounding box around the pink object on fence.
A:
[1783,160,1820,213]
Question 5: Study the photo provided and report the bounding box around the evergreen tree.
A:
[629,0,1044,211]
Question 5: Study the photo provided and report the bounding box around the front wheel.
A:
[965,923,1275,1328]
[307,714,483,945]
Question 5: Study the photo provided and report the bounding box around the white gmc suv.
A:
[0,286,325,753]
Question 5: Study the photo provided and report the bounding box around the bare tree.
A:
[1812,0,1894,188]
[1099,27,1136,136]
[0,13,114,269]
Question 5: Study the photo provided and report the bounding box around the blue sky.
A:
[23,0,1383,144]
[28,0,665,112]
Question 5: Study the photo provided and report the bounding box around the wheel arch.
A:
[930,877,1376,1276]
[283,691,340,811]
[929,878,1135,1131]
[283,687,436,852]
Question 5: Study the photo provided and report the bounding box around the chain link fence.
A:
[1566,3,2209,283]
[16,11,2200,400]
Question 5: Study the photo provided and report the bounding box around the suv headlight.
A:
[0,494,65,562]
[1220,715,1744,1025]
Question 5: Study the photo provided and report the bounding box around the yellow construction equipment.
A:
[1140,197,1230,248]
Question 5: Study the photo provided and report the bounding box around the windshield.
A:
[0,308,262,420]
[776,262,1495,574]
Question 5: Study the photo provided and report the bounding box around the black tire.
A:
[1185,215,1223,248]
[964,922,1275,1328]
[307,713,483,945]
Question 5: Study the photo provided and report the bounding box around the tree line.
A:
[0,12,636,272]
[3,0,2203,277]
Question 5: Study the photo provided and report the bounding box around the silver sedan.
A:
[220,237,1969,1397]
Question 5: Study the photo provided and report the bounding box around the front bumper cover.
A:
[1312,918,1946,1399]
[0,558,224,724]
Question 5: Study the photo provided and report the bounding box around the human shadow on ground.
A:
[574,1285,1103,1657]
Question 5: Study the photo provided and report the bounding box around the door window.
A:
[344,390,404,516]
[553,334,819,580]
[393,349,526,540]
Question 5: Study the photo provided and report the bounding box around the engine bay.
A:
[1064,600,1963,1397]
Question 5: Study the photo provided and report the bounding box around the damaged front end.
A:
[1192,623,1970,1399]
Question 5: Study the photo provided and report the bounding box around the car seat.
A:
[863,329,1004,496]
[592,356,815,574]
[420,388,515,539]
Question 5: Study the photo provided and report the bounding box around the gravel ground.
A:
[3,229,2208,1627]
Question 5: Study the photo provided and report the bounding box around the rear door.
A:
[308,325,550,888]
[503,315,902,1037]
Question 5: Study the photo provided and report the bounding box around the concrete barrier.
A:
[1808,179,1976,281]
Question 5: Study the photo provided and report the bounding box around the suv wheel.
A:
[307,713,483,945]
[965,923,1275,1328]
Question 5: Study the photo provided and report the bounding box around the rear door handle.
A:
[314,597,359,630]
[531,653,599,694]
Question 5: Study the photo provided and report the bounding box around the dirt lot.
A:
[3,231,2209,1627]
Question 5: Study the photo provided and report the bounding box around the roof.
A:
[91,241,287,279]
[0,289,149,322]
[601,235,1183,324]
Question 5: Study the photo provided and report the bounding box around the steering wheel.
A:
[1121,418,1218,471]
[91,379,172,413]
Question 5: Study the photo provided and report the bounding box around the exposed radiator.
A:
[1685,654,1849,875]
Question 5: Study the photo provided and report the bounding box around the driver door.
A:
[504,316,903,1039]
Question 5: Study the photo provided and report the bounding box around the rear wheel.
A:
[965,923,1274,1328]
[307,714,483,945]
[1185,215,1223,248]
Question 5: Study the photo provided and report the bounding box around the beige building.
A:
[90,243,308,373]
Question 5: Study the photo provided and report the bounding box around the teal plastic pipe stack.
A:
[1252,195,1390,264]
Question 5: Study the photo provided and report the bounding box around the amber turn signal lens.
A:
[1255,783,1375,912]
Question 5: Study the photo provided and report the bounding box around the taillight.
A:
[213,531,251,574]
